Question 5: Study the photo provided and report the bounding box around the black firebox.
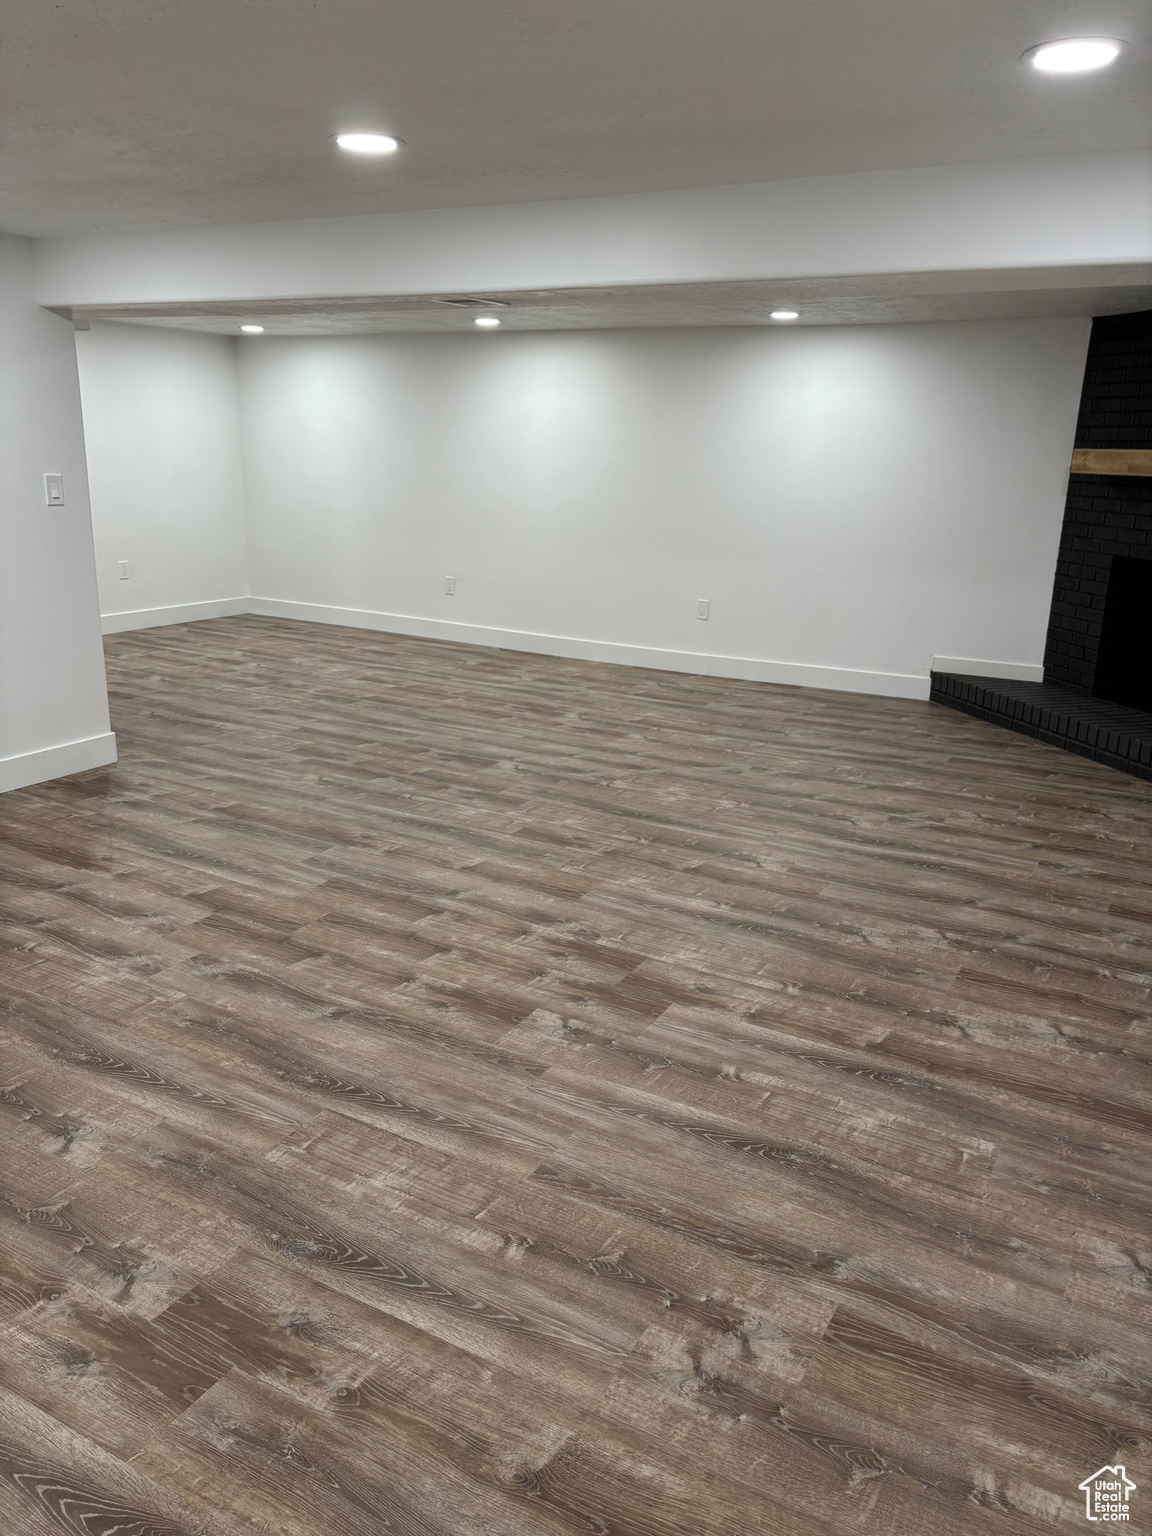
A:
[1093,555,1152,712]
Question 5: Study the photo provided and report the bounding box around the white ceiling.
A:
[2,0,1148,238]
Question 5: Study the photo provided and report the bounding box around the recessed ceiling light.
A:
[334,132,403,155]
[240,324,264,334]
[770,310,799,321]
[1024,37,1125,73]
[474,316,502,328]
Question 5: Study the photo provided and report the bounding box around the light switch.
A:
[44,473,65,506]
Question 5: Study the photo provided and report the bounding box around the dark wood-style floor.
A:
[2,615,1150,1536]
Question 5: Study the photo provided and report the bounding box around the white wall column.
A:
[0,233,115,793]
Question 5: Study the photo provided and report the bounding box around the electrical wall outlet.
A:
[696,598,710,621]
[44,473,65,506]
[444,576,456,596]
[118,560,130,580]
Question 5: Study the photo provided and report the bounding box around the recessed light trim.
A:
[1023,37,1125,73]
[334,132,403,155]
[474,316,502,328]
[240,324,264,334]
[770,310,799,321]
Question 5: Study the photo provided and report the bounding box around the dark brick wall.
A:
[1043,311,1152,691]
[1073,308,1152,450]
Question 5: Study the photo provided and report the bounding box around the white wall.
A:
[0,233,114,793]
[76,322,249,631]
[238,318,1089,697]
[33,152,1152,308]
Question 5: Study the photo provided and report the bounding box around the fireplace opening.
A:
[1093,555,1152,713]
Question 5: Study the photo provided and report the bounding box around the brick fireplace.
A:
[932,309,1152,780]
[1044,309,1152,699]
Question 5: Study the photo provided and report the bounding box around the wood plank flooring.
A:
[2,613,1151,1536]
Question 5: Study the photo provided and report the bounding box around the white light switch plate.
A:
[44,473,65,506]
[696,598,710,620]
[444,576,456,595]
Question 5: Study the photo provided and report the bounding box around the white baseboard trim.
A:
[931,655,1044,683]
[248,597,931,700]
[0,732,118,795]
[101,596,249,634]
[87,598,1045,700]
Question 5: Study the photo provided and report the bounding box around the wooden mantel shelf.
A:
[1071,448,1152,476]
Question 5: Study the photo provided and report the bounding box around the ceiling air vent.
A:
[432,297,511,309]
